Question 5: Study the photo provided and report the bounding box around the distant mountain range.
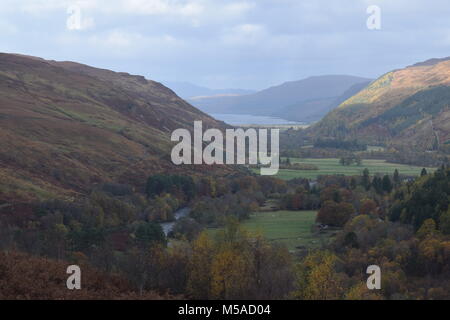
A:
[186,75,372,122]
[311,57,450,150]
[0,53,231,202]
[163,81,256,99]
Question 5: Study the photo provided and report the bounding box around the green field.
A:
[258,158,435,180]
[210,210,329,251]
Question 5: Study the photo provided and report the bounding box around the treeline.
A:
[314,138,367,151]
[1,166,450,299]
[284,166,450,299]
[383,148,449,168]
[390,165,450,230]
[0,173,288,258]
[324,167,450,299]
[282,148,351,160]
[279,168,398,220]
[279,158,319,170]
[0,172,294,298]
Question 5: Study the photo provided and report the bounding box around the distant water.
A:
[211,113,304,126]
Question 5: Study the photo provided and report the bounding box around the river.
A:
[160,207,191,236]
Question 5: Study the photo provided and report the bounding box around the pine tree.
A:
[382,175,393,193]
[362,168,371,191]
[350,177,357,190]
[372,176,383,194]
[393,169,400,186]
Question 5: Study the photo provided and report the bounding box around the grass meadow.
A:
[256,158,436,180]
[209,210,332,252]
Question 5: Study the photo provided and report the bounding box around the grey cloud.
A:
[1,0,449,89]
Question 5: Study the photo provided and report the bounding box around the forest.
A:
[1,161,449,299]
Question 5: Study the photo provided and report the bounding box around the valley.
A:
[0,53,449,301]
[3,0,450,305]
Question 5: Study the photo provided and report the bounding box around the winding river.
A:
[159,207,191,236]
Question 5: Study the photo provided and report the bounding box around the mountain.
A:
[0,53,229,202]
[273,80,372,122]
[187,75,372,122]
[163,81,255,99]
[311,57,450,149]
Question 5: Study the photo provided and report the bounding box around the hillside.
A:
[188,75,371,122]
[311,57,450,149]
[0,251,171,300]
[0,53,229,202]
[274,80,372,122]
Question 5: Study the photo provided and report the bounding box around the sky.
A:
[1,0,450,90]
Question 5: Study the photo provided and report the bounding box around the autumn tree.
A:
[317,201,355,227]
[439,208,450,235]
[345,283,382,300]
[187,232,215,299]
[417,219,438,240]
[210,247,252,299]
[360,199,378,216]
[293,251,344,300]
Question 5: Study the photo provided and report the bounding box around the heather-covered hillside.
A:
[0,53,228,202]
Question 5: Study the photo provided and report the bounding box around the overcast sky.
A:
[1,0,450,90]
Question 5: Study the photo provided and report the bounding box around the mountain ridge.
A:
[188,75,372,122]
[163,81,256,99]
[310,57,450,150]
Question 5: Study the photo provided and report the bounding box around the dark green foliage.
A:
[69,226,105,252]
[362,168,371,191]
[421,168,428,176]
[343,231,359,248]
[382,175,393,193]
[190,191,261,226]
[393,169,400,186]
[134,222,166,247]
[390,167,450,230]
[146,174,195,200]
[371,176,383,194]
